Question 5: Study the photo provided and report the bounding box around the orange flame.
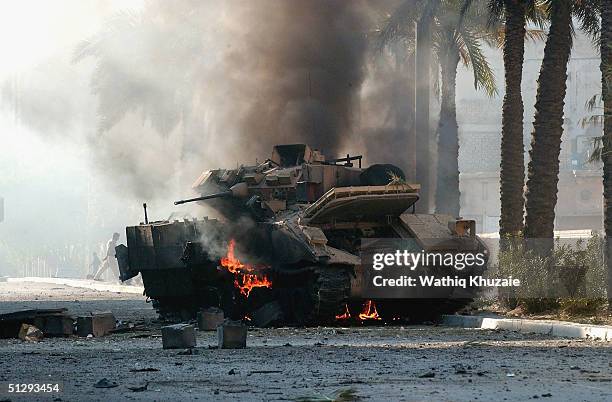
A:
[220,239,272,297]
[358,300,381,321]
[335,304,351,320]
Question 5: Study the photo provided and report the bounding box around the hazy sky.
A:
[0,1,146,274]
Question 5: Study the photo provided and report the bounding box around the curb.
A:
[441,314,612,341]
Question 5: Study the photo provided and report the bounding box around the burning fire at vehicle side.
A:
[220,239,272,297]
[358,300,381,321]
[335,301,382,322]
[335,304,351,320]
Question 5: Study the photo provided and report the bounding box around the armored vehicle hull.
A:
[117,145,488,324]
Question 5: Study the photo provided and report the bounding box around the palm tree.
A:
[496,0,528,238]
[601,1,612,308]
[380,0,497,217]
[459,1,545,237]
[523,0,600,252]
[436,2,499,216]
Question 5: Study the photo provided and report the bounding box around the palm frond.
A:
[525,28,547,42]
[586,94,603,112]
[526,1,550,29]
[580,93,605,129]
[455,26,498,97]
[73,10,141,63]
[486,0,505,27]
[572,0,601,47]
[588,134,612,164]
[376,0,420,52]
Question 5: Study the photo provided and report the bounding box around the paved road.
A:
[0,281,610,401]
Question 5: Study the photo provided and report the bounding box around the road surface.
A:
[0,280,610,401]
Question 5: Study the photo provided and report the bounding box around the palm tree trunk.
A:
[499,0,526,237]
[523,1,573,253]
[601,0,612,309]
[435,46,460,216]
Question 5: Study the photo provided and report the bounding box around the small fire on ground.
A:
[335,304,351,320]
[335,300,382,321]
[220,239,272,297]
[358,300,381,321]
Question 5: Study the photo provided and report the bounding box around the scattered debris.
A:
[161,324,196,349]
[33,314,74,337]
[130,333,159,339]
[197,307,225,331]
[217,320,247,349]
[295,388,359,402]
[586,376,612,382]
[453,364,469,374]
[77,312,116,337]
[110,320,147,334]
[127,382,149,392]
[228,368,237,375]
[93,378,118,388]
[18,324,43,342]
[129,368,159,373]
[541,393,552,398]
[177,348,198,355]
[0,309,71,339]
[247,370,283,376]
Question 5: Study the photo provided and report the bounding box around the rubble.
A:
[76,312,116,337]
[0,308,72,338]
[33,314,74,337]
[110,320,145,334]
[129,367,159,372]
[197,307,224,331]
[161,324,196,349]
[93,378,118,388]
[18,324,43,342]
[127,382,149,392]
[218,320,247,349]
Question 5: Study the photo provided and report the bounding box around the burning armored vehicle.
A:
[117,144,488,324]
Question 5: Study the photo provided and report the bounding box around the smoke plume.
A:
[5,0,413,200]
[221,1,369,153]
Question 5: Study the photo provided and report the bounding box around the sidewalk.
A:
[442,314,612,341]
[6,277,144,295]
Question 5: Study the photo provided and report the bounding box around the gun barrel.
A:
[174,191,233,205]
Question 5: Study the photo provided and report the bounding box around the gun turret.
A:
[174,182,249,206]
